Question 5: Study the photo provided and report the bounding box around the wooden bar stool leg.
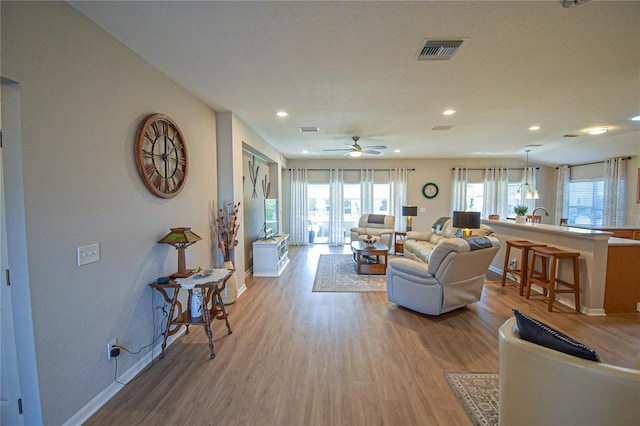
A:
[518,248,526,296]
[573,256,581,312]
[526,252,537,299]
[547,257,558,312]
[501,244,511,287]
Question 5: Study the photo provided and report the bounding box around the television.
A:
[264,198,279,237]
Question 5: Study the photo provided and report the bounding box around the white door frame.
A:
[1,78,42,425]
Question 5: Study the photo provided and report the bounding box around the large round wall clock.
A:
[135,113,188,199]
[422,182,439,199]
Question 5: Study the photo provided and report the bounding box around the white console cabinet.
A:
[252,234,289,277]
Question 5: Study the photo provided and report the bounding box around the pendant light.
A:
[516,149,539,200]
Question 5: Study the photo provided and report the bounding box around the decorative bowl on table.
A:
[363,235,376,246]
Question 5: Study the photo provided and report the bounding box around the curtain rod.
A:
[288,168,416,172]
[451,167,539,171]
[555,156,631,169]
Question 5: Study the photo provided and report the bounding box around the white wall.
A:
[2,2,218,423]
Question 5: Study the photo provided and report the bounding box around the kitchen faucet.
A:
[532,207,549,217]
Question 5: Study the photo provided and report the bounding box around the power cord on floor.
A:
[112,288,169,386]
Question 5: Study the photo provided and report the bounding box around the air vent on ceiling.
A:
[432,125,453,131]
[299,126,319,133]
[418,39,466,61]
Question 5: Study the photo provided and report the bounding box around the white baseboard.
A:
[62,329,185,426]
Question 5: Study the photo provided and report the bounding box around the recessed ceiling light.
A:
[629,114,640,122]
[529,125,540,131]
[586,127,609,135]
[302,150,308,154]
[394,149,400,153]
[276,111,288,117]
[443,109,456,115]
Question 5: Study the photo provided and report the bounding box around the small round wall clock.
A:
[135,113,188,199]
[422,182,439,199]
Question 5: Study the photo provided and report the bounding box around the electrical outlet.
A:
[508,258,517,269]
[107,338,117,360]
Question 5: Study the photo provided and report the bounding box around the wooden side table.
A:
[150,270,233,359]
[395,232,407,255]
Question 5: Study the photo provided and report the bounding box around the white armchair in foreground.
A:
[498,316,640,426]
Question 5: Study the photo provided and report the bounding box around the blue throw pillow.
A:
[512,309,600,362]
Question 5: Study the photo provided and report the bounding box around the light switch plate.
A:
[77,243,100,266]
[420,207,426,213]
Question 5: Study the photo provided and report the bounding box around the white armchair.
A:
[386,236,500,315]
[498,317,640,426]
[350,214,395,248]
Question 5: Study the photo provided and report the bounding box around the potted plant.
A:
[514,205,528,223]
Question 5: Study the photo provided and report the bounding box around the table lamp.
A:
[452,211,480,237]
[158,227,202,277]
[402,206,418,231]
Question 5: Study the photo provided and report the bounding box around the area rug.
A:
[443,371,499,426]
[312,254,387,293]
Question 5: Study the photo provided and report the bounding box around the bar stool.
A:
[526,246,581,312]
[501,240,547,296]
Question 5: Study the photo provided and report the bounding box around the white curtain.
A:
[289,168,308,245]
[555,165,570,224]
[389,168,408,232]
[521,167,537,214]
[328,169,344,245]
[451,167,468,211]
[483,168,509,219]
[603,157,627,227]
[360,168,374,214]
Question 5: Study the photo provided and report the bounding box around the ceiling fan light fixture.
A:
[349,151,362,158]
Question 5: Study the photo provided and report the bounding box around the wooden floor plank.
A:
[86,244,640,426]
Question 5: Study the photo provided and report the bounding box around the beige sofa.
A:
[403,216,494,263]
[498,317,640,426]
[350,214,395,248]
[386,235,500,315]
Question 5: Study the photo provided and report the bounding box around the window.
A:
[373,183,390,215]
[308,184,329,243]
[567,180,604,226]
[466,183,483,212]
[466,182,523,217]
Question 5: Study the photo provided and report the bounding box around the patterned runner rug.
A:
[312,254,387,292]
[443,371,499,426]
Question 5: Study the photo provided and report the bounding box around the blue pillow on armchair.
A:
[512,309,600,362]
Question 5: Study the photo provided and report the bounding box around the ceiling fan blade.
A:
[362,150,382,155]
[323,148,351,152]
[363,145,387,150]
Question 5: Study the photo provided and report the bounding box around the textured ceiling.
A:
[70,0,640,166]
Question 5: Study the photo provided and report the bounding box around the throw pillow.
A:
[512,308,600,362]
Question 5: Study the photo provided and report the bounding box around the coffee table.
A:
[351,241,389,275]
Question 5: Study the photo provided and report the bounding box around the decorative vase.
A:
[515,215,525,223]
[221,260,238,305]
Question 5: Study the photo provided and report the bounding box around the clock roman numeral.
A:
[151,121,160,137]
[144,164,157,178]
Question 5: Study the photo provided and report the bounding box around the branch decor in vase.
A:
[215,201,241,304]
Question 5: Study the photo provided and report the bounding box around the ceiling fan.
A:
[323,136,387,157]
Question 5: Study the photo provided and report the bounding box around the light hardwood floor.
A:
[87,244,640,425]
